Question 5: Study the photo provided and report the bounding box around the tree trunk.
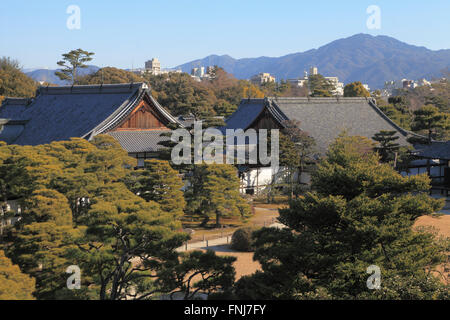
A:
[289,169,293,202]
[200,215,210,227]
[215,211,221,228]
[0,183,9,239]
[297,164,303,199]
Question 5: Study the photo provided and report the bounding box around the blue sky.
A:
[1,0,449,70]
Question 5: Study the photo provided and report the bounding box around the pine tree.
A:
[55,49,95,85]
[411,105,449,143]
[0,250,35,300]
[308,74,334,97]
[137,159,185,218]
[187,164,251,227]
[157,250,236,300]
[372,130,400,163]
[7,189,80,300]
[0,138,237,300]
[344,81,370,97]
[280,120,316,199]
[236,134,449,299]
[0,57,37,98]
[70,183,188,300]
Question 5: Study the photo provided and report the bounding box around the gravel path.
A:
[176,221,284,252]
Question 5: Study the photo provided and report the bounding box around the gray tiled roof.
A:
[177,115,196,128]
[414,141,450,160]
[0,98,31,120]
[221,99,265,133]
[271,97,411,154]
[0,83,180,147]
[107,130,172,153]
[222,97,412,155]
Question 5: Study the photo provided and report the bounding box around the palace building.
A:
[0,83,182,167]
[221,96,417,194]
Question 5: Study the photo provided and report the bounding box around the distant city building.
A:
[288,67,344,96]
[287,78,308,88]
[324,76,345,96]
[133,58,181,76]
[402,79,416,89]
[309,67,318,76]
[383,77,432,96]
[191,67,205,78]
[288,70,308,88]
[160,69,182,75]
[145,58,161,75]
[418,78,431,87]
[382,80,399,96]
[250,73,276,85]
[437,77,447,84]
[402,78,434,89]
[190,66,215,82]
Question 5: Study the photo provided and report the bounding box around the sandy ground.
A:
[186,206,277,280]
[210,210,450,282]
[187,206,281,243]
[414,215,450,238]
[199,246,261,280]
[415,215,450,285]
[186,206,450,284]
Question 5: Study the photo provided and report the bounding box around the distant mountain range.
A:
[24,34,450,89]
[175,34,450,89]
[25,65,100,85]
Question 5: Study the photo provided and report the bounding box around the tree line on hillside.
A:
[72,49,450,140]
[0,57,38,104]
[1,50,448,141]
[375,94,449,142]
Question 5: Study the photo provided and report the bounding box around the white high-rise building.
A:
[250,73,276,85]
[309,67,318,76]
[191,67,205,78]
[324,76,345,96]
[145,58,161,75]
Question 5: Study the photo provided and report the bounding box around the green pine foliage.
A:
[308,74,334,97]
[231,227,257,252]
[157,250,237,300]
[186,164,251,227]
[78,67,146,85]
[344,81,370,97]
[372,130,400,163]
[0,250,36,300]
[0,136,237,300]
[235,133,449,299]
[55,49,95,85]
[133,159,186,218]
[411,105,449,142]
[0,57,37,101]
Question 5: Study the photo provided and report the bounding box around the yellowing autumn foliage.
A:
[0,250,36,300]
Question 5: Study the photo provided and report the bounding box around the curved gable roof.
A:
[220,98,266,133]
[269,97,411,154]
[414,141,450,160]
[222,97,413,155]
[0,98,32,120]
[0,83,181,146]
